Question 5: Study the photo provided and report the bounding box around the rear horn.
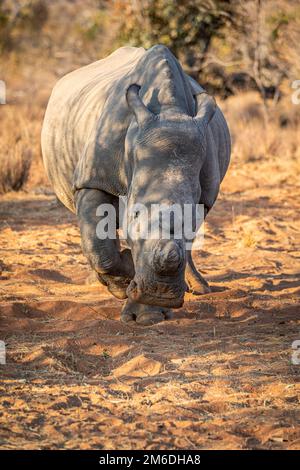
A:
[194,92,216,129]
[126,84,154,127]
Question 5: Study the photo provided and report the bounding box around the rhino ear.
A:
[126,84,154,127]
[194,92,216,130]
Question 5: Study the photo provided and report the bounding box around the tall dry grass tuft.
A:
[0,144,32,194]
[0,102,45,194]
[0,107,30,194]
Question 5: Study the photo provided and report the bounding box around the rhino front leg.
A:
[185,249,211,295]
[75,189,134,299]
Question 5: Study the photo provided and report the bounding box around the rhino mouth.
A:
[126,275,186,308]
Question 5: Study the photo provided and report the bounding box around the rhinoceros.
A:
[41,45,231,325]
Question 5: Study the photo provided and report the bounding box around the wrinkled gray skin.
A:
[42,45,231,325]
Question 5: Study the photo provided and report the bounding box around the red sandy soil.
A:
[0,151,299,449]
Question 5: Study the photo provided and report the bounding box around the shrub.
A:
[0,0,48,52]
[114,0,236,75]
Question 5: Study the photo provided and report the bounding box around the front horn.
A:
[126,84,154,127]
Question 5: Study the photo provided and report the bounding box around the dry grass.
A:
[223,92,300,165]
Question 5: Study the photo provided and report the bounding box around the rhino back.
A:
[41,46,145,211]
[42,45,230,212]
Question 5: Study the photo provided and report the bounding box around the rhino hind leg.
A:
[121,299,172,325]
[185,250,211,295]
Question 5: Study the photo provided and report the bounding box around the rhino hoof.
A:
[189,283,211,295]
[136,311,165,326]
[121,300,172,325]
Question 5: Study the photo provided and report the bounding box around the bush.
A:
[0,0,48,52]
[114,0,236,76]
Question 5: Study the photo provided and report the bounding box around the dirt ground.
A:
[0,146,299,449]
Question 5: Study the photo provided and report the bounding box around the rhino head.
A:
[124,84,216,308]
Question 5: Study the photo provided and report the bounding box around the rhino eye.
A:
[133,210,140,219]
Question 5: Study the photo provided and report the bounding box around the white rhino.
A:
[42,45,231,325]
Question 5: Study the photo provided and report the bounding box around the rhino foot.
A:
[185,251,211,295]
[95,273,131,300]
[85,271,129,299]
[186,270,211,295]
[121,299,172,325]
